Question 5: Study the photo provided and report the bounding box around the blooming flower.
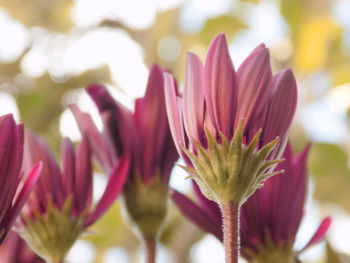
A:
[71,64,179,262]
[164,33,298,206]
[18,132,129,263]
[165,33,298,262]
[172,143,331,262]
[0,114,41,246]
[0,231,44,263]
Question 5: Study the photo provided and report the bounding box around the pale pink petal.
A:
[236,44,272,133]
[204,33,237,139]
[164,73,187,159]
[183,53,205,143]
[262,68,297,148]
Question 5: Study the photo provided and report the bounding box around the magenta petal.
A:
[263,68,297,146]
[164,73,187,159]
[236,44,273,132]
[25,132,65,210]
[85,156,130,227]
[74,136,93,215]
[61,138,75,198]
[87,84,137,158]
[3,162,42,237]
[171,189,223,241]
[183,53,205,143]
[300,216,332,252]
[70,104,116,173]
[135,65,169,182]
[192,181,222,226]
[204,33,237,139]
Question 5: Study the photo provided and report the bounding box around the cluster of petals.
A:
[21,132,129,228]
[71,64,178,184]
[172,143,331,259]
[0,115,41,245]
[164,33,298,166]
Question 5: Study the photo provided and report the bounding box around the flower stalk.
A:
[145,237,156,263]
[222,202,240,263]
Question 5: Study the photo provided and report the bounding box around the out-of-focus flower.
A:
[71,65,178,262]
[164,33,298,206]
[0,114,41,246]
[0,231,44,263]
[240,143,331,262]
[172,143,331,263]
[17,133,129,263]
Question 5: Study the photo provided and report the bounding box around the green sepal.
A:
[123,173,168,240]
[243,233,296,263]
[18,197,86,263]
[182,123,283,206]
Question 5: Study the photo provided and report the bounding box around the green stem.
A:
[222,201,240,263]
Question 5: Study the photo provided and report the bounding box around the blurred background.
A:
[0,0,349,262]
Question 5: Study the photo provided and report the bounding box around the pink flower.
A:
[172,143,331,261]
[71,65,179,261]
[240,143,331,259]
[0,115,41,246]
[71,64,178,186]
[0,231,44,263]
[164,34,297,167]
[164,34,298,207]
[22,132,129,227]
[18,133,129,262]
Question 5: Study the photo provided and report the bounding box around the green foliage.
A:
[309,143,350,212]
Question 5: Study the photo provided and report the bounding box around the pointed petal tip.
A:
[208,33,229,53]
[149,63,163,74]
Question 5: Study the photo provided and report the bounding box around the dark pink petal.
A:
[183,53,205,143]
[171,189,223,241]
[87,84,137,158]
[135,65,170,182]
[192,181,222,226]
[70,104,116,173]
[0,116,19,223]
[61,138,75,198]
[300,216,332,252]
[204,33,237,139]
[85,156,130,227]
[236,44,273,133]
[0,162,42,244]
[24,132,65,210]
[164,73,187,159]
[74,136,92,215]
[262,68,297,149]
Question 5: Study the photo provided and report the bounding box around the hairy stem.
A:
[222,201,240,263]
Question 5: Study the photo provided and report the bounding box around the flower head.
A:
[0,115,41,246]
[18,133,129,262]
[165,33,298,205]
[172,143,331,262]
[71,64,178,239]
